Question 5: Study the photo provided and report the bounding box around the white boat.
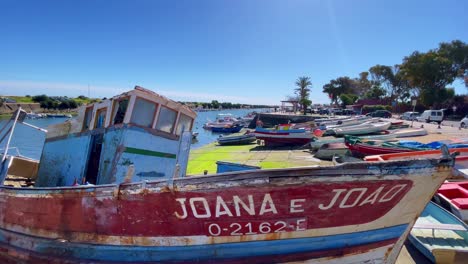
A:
[203,114,240,130]
[391,127,428,138]
[317,116,370,127]
[310,133,397,150]
[333,121,392,136]
[314,142,350,160]
[323,117,372,129]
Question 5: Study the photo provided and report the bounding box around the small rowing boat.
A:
[409,202,468,263]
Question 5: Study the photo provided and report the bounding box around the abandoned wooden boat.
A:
[0,86,457,263]
[409,202,468,264]
[434,182,468,222]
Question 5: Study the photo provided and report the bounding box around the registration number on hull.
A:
[206,218,307,236]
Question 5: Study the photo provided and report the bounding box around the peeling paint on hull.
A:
[0,159,453,263]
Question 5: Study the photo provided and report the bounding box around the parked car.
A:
[366,110,392,118]
[416,110,444,124]
[400,111,420,121]
[461,115,468,128]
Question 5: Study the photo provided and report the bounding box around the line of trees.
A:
[180,100,271,110]
[321,40,467,112]
[32,95,81,110]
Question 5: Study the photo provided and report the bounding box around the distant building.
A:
[280,100,299,112]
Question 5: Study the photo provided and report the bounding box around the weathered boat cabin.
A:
[34,86,196,187]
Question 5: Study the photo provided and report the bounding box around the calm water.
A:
[0,109,267,160]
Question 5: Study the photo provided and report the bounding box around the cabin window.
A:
[131,97,157,127]
[112,98,129,125]
[156,106,177,133]
[176,114,193,135]
[95,108,107,128]
[82,107,93,131]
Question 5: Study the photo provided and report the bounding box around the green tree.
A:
[400,50,455,107]
[322,77,355,105]
[363,85,387,99]
[211,100,220,109]
[437,40,468,90]
[354,72,372,97]
[32,94,49,103]
[339,94,358,107]
[294,76,312,115]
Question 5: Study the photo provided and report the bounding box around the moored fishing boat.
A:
[409,202,468,263]
[0,86,457,263]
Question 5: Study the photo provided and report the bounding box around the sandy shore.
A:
[392,118,467,143]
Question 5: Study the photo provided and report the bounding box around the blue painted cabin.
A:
[34,86,197,187]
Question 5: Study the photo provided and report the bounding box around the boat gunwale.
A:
[0,157,453,194]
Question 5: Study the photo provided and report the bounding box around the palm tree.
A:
[295,76,312,115]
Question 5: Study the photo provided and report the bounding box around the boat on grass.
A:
[254,125,314,147]
[0,86,456,263]
[434,182,468,223]
[409,202,468,264]
[217,132,256,145]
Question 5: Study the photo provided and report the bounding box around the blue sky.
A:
[1,0,467,105]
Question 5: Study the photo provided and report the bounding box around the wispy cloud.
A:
[0,80,271,104]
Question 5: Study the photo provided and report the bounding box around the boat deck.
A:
[187,142,332,175]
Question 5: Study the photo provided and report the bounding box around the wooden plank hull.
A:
[0,158,453,263]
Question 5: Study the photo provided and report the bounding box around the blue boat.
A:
[409,202,468,263]
[211,124,243,133]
